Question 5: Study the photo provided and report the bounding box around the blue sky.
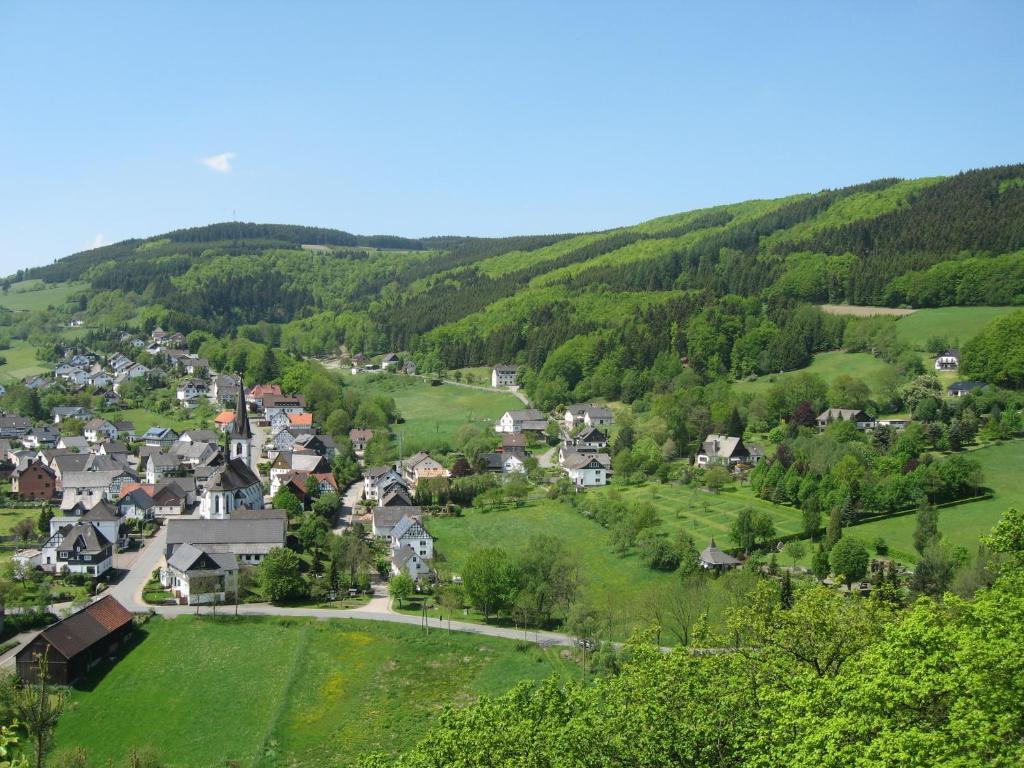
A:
[1,1,1022,270]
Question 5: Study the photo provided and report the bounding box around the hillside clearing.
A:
[819,305,916,317]
[342,374,522,453]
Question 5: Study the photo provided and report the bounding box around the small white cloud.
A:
[201,152,236,173]
[91,233,105,249]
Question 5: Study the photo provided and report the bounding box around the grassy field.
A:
[849,439,1024,563]
[99,407,206,433]
[734,351,896,400]
[0,340,49,382]
[53,615,574,768]
[344,374,522,453]
[427,481,798,632]
[0,507,39,536]
[893,306,1016,350]
[0,280,84,311]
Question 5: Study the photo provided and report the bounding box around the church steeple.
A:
[230,375,252,440]
[229,375,253,468]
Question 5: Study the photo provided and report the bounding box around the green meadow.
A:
[0,280,85,311]
[344,373,522,453]
[53,616,573,768]
[849,439,1024,563]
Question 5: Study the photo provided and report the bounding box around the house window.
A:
[60,552,68,559]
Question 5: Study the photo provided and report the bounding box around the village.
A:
[0,316,994,691]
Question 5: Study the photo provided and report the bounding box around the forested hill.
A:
[17,163,1024,406]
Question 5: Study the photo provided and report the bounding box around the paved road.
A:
[103,524,576,647]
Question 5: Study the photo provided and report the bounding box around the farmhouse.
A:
[948,380,986,397]
[41,521,114,576]
[696,434,763,468]
[935,348,960,371]
[362,466,404,502]
[389,514,434,580]
[816,408,875,431]
[51,406,92,424]
[564,403,614,429]
[495,409,548,434]
[349,428,374,454]
[402,451,448,488]
[11,459,56,501]
[491,365,518,387]
[381,353,401,369]
[561,451,611,487]
[83,419,118,443]
[15,596,134,685]
[162,543,239,605]
[699,539,741,571]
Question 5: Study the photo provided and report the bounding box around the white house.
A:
[362,466,405,503]
[389,515,433,580]
[39,521,114,576]
[816,409,875,431]
[491,365,518,387]
[935,348,960,372]
[696,435,762,468]
[564,404,614,429]
[161,543,239,605]
[176,378,208,407]
[495,409,548,434]
[83,418,118,443]
[561,451,611,487]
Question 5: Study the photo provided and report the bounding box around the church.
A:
[198,378,264,519]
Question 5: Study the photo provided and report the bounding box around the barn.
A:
[15,596,134,685]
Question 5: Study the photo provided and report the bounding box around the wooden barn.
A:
[15,596,134,685]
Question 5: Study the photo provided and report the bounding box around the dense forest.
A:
[10,164,1024,407]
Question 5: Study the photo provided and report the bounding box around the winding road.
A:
[103,525,576,647]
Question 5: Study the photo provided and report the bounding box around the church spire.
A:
[230,375,252,440]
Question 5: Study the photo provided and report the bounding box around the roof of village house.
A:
[500,433,527,448]
[56,522,111,555]
[249,383,282,399]
[167,542,238,573]
[81,499,119,522]
[215,411,236,425]
[148,452,179,469]
[505,409,545,421]
[391,514,429,541]
[31,596,133,660]
[699,539,741,567]
[262,393,306,408]
[949,380,986,393]
[287,413,313,427]
[493,364,518,373]
[699,434,746,459]
[392,544,417,569]
[363,465,397,479]
[166,516,287,547]
[562,451,611,471]
[181,429,219,444]
[576,426,608,443]
[939,348,961,359]
[817,408,871,422]
[349,428,374,442]
[373,506,420,531]
[380,488,414,507]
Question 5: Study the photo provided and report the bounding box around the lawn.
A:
[0,507,39,536]
[0,280,85,311]
[0,340,49,382]
[849,439,1024,563]
[53,615,574,768]
[99,407,206,433]
[426,481,799,634]
[344,374,522,453]
[892,306,1017,351]
[733,351,896,400]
